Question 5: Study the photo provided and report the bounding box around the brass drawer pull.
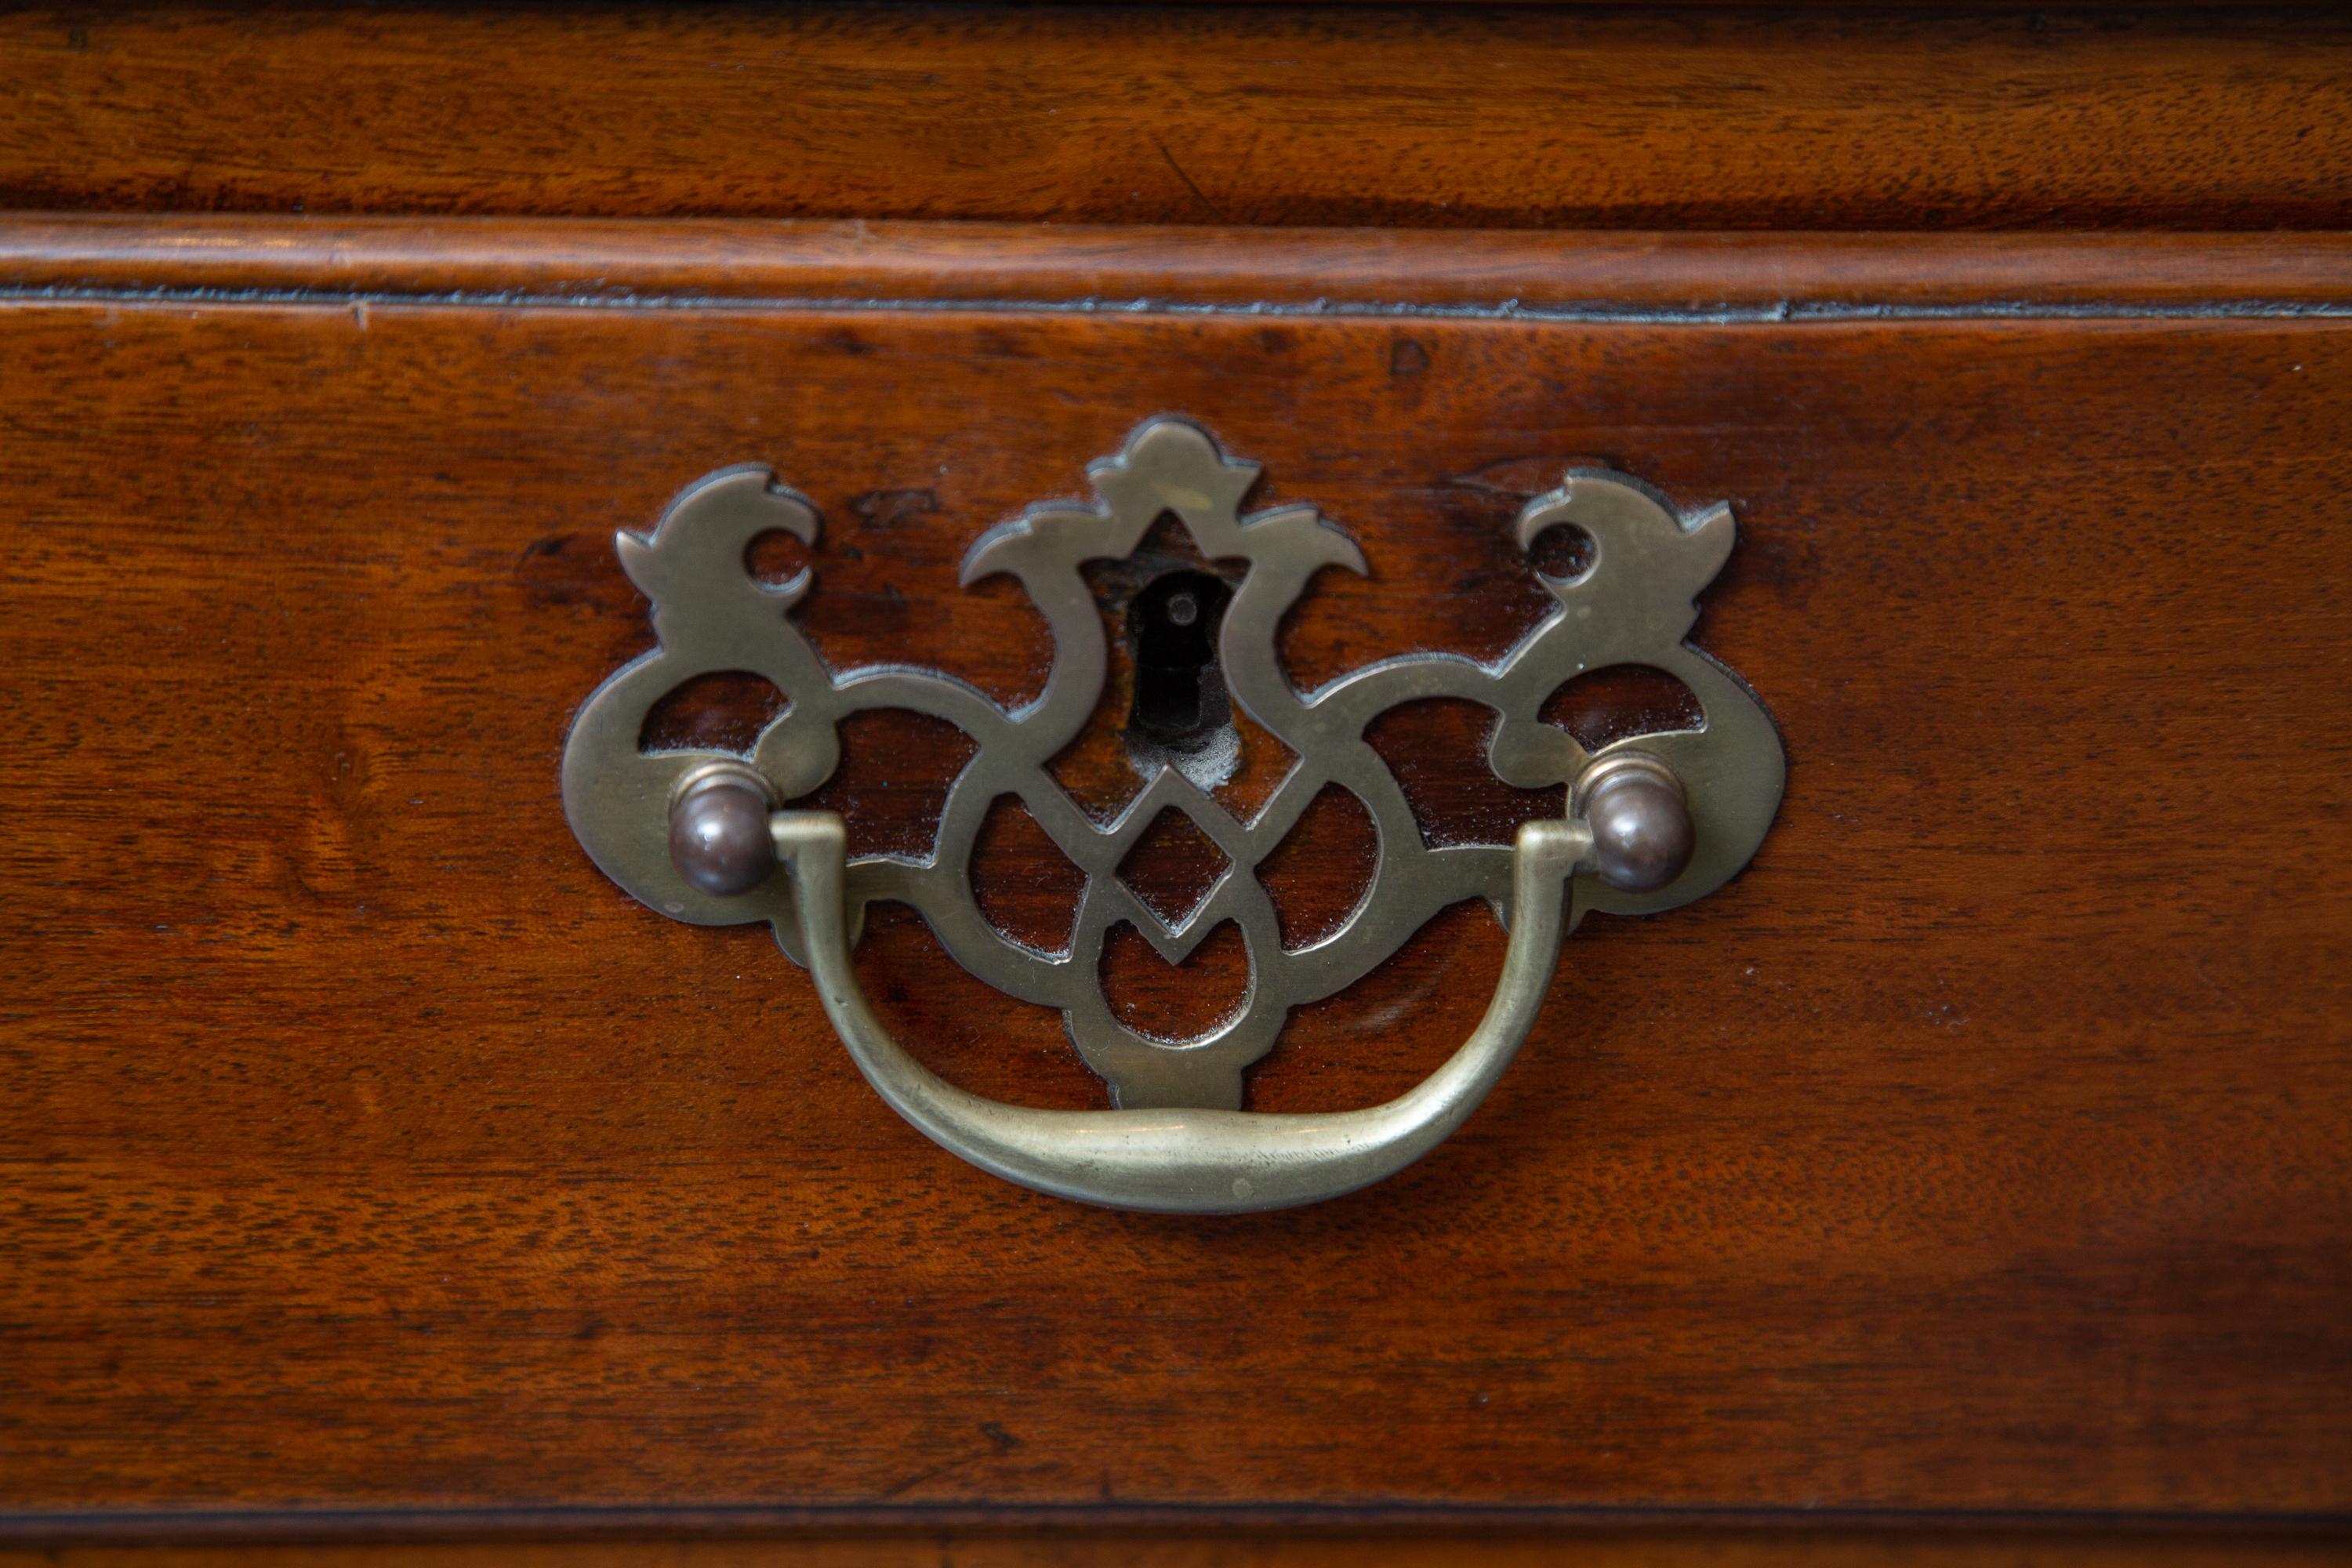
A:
[564,419,1783,1210]
[770,808,1584,1214]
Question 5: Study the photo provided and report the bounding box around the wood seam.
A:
[9,1502,2352,1544]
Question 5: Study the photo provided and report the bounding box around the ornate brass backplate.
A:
[563,418,1783,1209]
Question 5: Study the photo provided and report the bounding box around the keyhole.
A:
[1129,571,1233,746]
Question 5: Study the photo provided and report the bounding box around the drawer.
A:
[2,216,2349,1555]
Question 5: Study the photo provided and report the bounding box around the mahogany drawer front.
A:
[2,220,2349,1544]
[5,5,2351,232]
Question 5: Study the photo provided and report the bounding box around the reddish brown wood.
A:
[1102,920,1254,1040]
[2,9,2350,230]
[971,797,1091,958]
[782,711,977,862]
[2,293,2350,1526]
[1541,667,1706,754]
[9,218,2352,311]
[1112,810,1233,931]
[1366,700,1570,849]
[1257,784,1378,951]
[640,670,793,758]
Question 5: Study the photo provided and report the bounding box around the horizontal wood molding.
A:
[3,6,2349,230]
[6,218,2352,314]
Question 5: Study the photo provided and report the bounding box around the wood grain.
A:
[12,218,2352,311]
[2,296,2350,1526]
[3,7,2350,230]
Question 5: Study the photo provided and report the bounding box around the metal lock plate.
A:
[563,418,1783,1208]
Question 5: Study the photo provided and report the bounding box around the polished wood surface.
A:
[4,6,2350,230]
[2,265,2348,1524]
[10,218,2352,311]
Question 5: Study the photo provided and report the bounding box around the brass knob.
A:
[668,764,777,896]
[1577,755,1694,894]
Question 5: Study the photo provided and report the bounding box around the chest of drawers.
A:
[2,6,2349,1563]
